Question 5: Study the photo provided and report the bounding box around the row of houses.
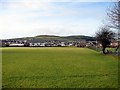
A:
[1,40,29,47]
[1,39,87,47]
[1,39,119,48]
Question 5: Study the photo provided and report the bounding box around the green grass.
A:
[2,47,118,88]
[106,47,117,52]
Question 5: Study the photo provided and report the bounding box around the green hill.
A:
[7,35,95,43]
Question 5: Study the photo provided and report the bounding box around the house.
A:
[110,40,118,48]
[60,42,66,46]
[76,40,86,47]
[9,43,24,47]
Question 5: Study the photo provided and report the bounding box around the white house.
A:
[9,43,24,46]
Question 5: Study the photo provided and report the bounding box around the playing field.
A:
[2,47,118,88]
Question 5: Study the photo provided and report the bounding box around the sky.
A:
[0,0,115,39]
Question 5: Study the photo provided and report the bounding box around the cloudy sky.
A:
[0,0,114,39]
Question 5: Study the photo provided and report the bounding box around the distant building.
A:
[9,43,24,47]
[110,40,118,48]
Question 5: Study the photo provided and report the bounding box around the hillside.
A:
[7,35,95,43]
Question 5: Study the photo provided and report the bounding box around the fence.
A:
[88,46,119,56]
[87,46,102,52]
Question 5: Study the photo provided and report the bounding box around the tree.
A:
[107,1,120,30]
[96,26,115,54]
[107,1,120,52]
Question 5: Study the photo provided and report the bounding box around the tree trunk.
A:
[115,45,119,52]
[102,47,106,54]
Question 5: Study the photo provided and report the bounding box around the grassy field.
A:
[2,47,118,88]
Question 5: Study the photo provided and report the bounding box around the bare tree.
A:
[107,1,120,30]
[96,26,115,54]
[107,1,120,52]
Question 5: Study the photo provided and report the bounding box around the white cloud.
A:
[20,0,116,2]
[0,10,100,39]
[0,1,112,39]
[3,1,49,10]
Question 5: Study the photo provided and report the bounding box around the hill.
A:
[6,35,95,43]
